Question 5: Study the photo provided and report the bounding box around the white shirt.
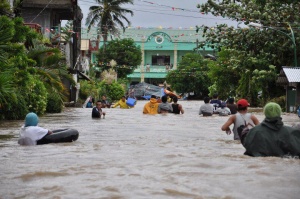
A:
[18,126,48,145]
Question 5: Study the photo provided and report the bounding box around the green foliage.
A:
[196,0,299,104]
[79,79,125,102]
[166,53,210,98]
[267,96,286,112]
[23,76,48,115]
[207,49,239,99]
[96,38,142,78]
[85,0,134,45]
[0,0,12,17]
[0,95,28,120]
[0,16,69,119]
[79,80,101,100]
[46,92,63,113]
[0,71,15,107]
[99,81,125,101]
[61,21,73,42]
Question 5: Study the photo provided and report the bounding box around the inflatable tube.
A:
[37,129,79,145]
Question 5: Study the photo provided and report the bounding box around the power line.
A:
[30,0,54,23]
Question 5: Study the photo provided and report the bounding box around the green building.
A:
[81,27,214,85]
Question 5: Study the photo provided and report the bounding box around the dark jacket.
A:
[92,107,102,118]
[243,117,300,157]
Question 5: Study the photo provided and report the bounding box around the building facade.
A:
[81,27,215,85]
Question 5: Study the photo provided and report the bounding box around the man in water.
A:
[92,100,106,118]
[221,99,259,140]
[112,96,132,109]
[199,97,214,116]
[242,102,300,157]
[143,95,159,114]
[158,95,173,113]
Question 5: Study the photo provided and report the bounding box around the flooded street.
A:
[1,100,300,199]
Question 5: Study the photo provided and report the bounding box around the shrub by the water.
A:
[46,93,63,113]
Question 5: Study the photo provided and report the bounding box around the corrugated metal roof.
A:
[282,67,300,83]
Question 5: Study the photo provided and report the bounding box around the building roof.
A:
[277,66,300,84]
[81,27,206,43]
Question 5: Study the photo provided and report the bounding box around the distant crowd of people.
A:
[18,92,300,158]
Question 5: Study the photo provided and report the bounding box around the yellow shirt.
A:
[143,98,159,114]
[112,99,131,109]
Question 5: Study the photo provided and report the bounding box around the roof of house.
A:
[277,66,300,84]
[81,27,206,43]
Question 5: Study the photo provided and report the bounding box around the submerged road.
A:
[0,100,300,198]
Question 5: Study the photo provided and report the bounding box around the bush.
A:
[1,95,28,120]
[46,92,63,113]
[269,96,286,112]
[99,81,125,101]
[79,80,100,101]
[24,77,48,115]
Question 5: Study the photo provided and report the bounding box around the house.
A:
[81,27,215,86]
[277,66,300,112]
[21,0,83,102]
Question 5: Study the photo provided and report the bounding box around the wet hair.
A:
[161,95,168,103]
[173,96,178,103]
[237,105,247,111]
[96,100,102,105]
[204,97,210,103]
[227,97,234,104]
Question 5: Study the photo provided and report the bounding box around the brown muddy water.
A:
[0,100,300,199]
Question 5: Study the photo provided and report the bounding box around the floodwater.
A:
[0,100,300,199]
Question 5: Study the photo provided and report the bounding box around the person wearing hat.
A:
[242,102,300,157]
[221,99,259,140]
[143,95,159,114]
[18,112,53,145]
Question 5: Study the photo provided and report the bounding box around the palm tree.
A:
[85,0,134,50]
[27,39,74,101]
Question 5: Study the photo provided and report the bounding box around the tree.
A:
[85,0,133,50]
[96,38,142,78]
[197,0,299,104]
[61,20,73,42]
[0,0,13,17]
[206,48,240,99]
[166,53,211,98]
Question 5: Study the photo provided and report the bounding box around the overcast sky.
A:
[78,0,237,28]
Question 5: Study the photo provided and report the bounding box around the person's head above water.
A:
[263,102,282,119]
[25,112,39,127]
[161,95,168,103]
[204,97,210,103]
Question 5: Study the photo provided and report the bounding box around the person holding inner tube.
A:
[92,100,106,118]
[18,112,53,146]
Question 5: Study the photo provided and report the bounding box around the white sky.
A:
[78,0,237,28]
